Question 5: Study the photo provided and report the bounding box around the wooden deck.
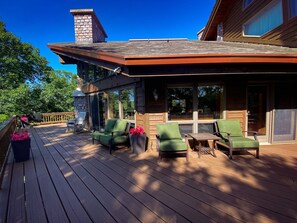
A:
[0,124,296,223]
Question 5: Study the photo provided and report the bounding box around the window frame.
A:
[166,83,225,134]
[288,0,297,19]
[242,0,283,37]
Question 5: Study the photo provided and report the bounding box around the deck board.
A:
[0,124,296,223]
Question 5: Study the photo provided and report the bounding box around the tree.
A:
[0,20,77,117]
[0,21,52,90]
[38,70,77,112]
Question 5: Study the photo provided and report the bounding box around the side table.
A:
[188,133,221,158]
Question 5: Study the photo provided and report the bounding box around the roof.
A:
[48,39,297,66]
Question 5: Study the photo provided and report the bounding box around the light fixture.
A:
[152,88,158,101]
[112,66,122,75]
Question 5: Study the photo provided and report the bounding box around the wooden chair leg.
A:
[256,148,260,159]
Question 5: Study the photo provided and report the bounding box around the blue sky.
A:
[0,0,216,74]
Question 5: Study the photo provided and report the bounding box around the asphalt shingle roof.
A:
[52,39,297,57]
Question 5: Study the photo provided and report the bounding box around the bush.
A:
[0,114,8,124]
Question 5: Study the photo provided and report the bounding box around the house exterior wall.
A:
[222,0,297,47]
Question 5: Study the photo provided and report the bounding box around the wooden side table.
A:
[188,133,221,158]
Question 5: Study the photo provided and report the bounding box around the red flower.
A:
[11,130,30,141]
[129,126,145,135]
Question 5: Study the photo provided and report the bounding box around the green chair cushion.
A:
[100,134,127,146]
[105,119,117,132]
[100,134,112,146]
[159,139,187,152]
[156,123,182,140]
[113,119,127,132]
[92,131,111,140]
[217,120,243,138]
[219,137,259,148]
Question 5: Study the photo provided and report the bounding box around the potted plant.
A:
[129,126,147,154]
[10,130,31,162]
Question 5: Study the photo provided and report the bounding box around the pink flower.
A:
[11,130,30,141]
[129,126,145,135]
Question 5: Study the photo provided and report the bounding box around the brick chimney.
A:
[70,9,107,43]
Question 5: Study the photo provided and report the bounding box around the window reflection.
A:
[121,89,135,120]
[198,85,223,120]
[108,91,119,118]
[168,88,193,120]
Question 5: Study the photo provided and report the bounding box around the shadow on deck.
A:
[0,124,296,223]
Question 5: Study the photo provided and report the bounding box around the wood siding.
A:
[226,110,247,131]
[223,0,297,47]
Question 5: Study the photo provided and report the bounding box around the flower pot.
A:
[11,138,31,162]
[130,134,147,154]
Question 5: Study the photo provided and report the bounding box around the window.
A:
[197,85,223,120]
[243,0,283,36]
[107,88,135,120]
[243,0,253,9]
[168,87,193,120]
[108,91,119,119]
[289,0,297,18]
[121,88,135,120]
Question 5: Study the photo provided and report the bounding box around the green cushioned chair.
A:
[156,123,189,162]
[215,120,259,159]
[92,119,130,154]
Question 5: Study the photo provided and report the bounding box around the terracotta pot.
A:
[11,138,31,162]
[130,134,147,154]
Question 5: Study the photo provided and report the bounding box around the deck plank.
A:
[30,130,70,223]
[32,128,93,223]
[1,124,297,223]
[7,161,25,223]
[36,127,115,223]
[0,151,14,223]
[24,148,47,223]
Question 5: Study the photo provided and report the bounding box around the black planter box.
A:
[130,134,147,154]
[11,138,31,162]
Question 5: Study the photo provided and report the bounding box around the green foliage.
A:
[39,70,77,112]
[0,20,77,116]
[0,20,52,90]
[0,114,8,124]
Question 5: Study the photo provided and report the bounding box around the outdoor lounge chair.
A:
[215,120,259,159]
[66,111,87,132]
[156,122,189,162]
[92,119,130,154]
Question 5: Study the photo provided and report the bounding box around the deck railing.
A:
[0,117,16,187]
[40,112,74,124]
[0,112,74,188]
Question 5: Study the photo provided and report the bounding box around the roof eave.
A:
[48,44,297,66]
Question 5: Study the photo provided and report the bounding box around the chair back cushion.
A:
[105,119,117,132]
[217,120,243,138]
[156,123,182,140]
[113,119,128,133]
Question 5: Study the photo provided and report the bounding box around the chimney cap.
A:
[70,9,95,15]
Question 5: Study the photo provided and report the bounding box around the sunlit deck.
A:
[0,124,296,223]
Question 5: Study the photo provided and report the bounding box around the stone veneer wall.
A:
[74,96,86,113]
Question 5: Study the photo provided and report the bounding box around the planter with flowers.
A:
[10,130,31,162]
[129,126,147,154]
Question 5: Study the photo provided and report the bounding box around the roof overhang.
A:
[48,43,297,67]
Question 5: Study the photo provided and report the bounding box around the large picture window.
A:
[243,0,283,36]
[198,85,223,120]
[168,87,193,120]
[108,91,119,119]
[289,0,297,18]
[121,88,135,120]
[107,87,135,120]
